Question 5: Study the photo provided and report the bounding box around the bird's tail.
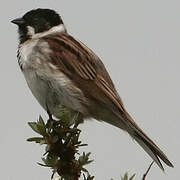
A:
[130,123,173,170]
[113,111,174,170]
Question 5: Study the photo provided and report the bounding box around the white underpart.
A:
[18,38,88,117]
[18,39,38,69]
[27,24,67,39]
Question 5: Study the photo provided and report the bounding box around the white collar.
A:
[27,24,67,39]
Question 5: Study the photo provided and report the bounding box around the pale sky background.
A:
[1,0,179,179]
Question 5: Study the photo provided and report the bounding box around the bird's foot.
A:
[46,109,56,128]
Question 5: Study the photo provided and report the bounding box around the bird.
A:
[11,8,173,170]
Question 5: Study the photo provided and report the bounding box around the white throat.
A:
[27,24,67,39]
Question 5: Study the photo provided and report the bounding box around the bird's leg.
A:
[47,108,53,121]
[46,110,53,128]
[46,104,55,128]
[74,112,84,128]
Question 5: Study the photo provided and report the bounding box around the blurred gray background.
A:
[1,0,179,179]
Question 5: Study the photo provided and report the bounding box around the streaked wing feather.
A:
[97,76,125,112]
[40,33,173,169]
[43,33,125,113]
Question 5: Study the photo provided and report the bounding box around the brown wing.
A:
[42,33,125,113]
[41,33,174,170]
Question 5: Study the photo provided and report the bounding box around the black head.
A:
[11,9,64,43]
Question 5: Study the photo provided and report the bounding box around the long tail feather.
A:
[109,110,174,170]
[133,126,174,169]
[124,113,174,170]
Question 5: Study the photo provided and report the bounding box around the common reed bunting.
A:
[11,8,173,170]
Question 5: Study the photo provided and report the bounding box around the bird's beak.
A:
[11,18,25,26]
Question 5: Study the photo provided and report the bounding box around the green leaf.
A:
[28,117,47,136]
[27,137,45,143]
[121,172,135,180]
[129,174,135,180]
[76,143,88,147]
[36,116,47,136]
[58,107,71,123]
[37,162,51,167]
[121,172,128,180]
[38,115,46,126]
[78,152,93,166]
[28,122,40,134]
[82,168,88,173]
[36,123,47,136]
[41,154,58,167]
[83,173,94,180]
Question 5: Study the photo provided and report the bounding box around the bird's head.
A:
[11,8,66,43]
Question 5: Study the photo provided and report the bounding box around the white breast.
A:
[17,40,38,70]
[18,39,88,117]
